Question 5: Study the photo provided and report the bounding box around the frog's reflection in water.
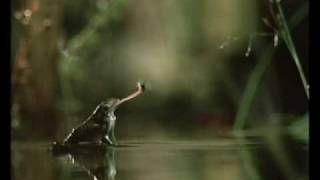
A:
[54,146,117,180]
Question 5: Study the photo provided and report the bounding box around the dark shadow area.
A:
[51,145,117,180]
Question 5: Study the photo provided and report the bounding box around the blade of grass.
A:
[275,1,309,99]
[233,45,275,131]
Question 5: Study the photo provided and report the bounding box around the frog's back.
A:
[63,122,107,144]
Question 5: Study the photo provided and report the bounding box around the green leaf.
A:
[287,113,309,143]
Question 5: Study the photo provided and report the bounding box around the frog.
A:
[57,82,145,147]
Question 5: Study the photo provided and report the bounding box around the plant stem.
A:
[275,1,309,99]
[233,46,275,131]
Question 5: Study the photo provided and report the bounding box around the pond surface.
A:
[11,138,308,180]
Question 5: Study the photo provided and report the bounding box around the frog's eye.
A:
[96,102,109,111]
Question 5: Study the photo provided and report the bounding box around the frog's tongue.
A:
[119,83,144,104]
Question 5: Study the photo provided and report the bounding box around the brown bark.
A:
[12,0,63,140]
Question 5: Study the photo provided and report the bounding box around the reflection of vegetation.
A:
[53,145,117,180]
[239,129,308,180]
[240,145,262,180]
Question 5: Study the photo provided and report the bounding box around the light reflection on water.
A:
[11,138,306,180]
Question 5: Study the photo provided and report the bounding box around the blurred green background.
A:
[11,0,308,141]
[11,0,309,180]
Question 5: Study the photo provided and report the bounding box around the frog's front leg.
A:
[110,128,118,145]
[102,116,118,145]
[102,133,118,145]
[102,135,113,145]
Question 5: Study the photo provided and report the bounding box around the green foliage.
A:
[274,1,309,99]
[58,0,129,113]
[287,113,309,143]
[233,45,274,131]
[233,1,309,131]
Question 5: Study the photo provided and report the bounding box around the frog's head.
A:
[91,99,121,122]
[96,82,145,117]
[99,98,121,114]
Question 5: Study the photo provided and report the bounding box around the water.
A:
[11,137,307,180]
